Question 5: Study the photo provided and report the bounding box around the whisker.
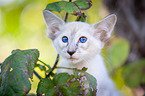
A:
[100,53,113,73]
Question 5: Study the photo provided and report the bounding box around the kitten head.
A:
[43,10,117,64]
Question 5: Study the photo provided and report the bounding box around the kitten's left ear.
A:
[92,14,117,42]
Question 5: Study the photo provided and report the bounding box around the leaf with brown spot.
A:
[45,1,92,13]
[0,49,39,96]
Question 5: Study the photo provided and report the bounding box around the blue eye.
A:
[79,36,87,43]
[62,36,68,43]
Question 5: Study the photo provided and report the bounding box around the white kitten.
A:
[43,10,121,96]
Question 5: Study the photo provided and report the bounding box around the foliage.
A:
[0,49,39,96]
[45,0,92,22]
[108,39,129,69]
[0,49,97,96]
[2,0,145,95]
[122,59,145,88]
[37,69,97,96]
[0,1,97,96]
[103,38,130,70]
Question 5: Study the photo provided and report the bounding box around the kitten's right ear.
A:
[43,10,65,40]
[91,14,117,42]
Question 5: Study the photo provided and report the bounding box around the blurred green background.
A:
[0,0,143,95]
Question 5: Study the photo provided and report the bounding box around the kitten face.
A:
[52,22,103,64]
[43,10,117,64]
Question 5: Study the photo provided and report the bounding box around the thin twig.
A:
[33,70,41,80]
[56,66,76,70]
[64,13,69,22]
[56,67,87,73]
[38,59,51,69]
[33,59,52,80]
[46,54,59,77]
[64,0,72,22]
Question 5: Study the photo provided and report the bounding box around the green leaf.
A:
[45,1,79,14]
[84,72,97,94]
[74,1,90,10]
[37,78,55,95]
[122,59,145,88]
[45,2,62,13]
[59,86,72,96]
[45,1,91,14]
[59,80,83,96]
[53,73,70,86]
[45,1,91,22]
[59,1,79,14]
[46,88,56,96]
[69,80,80,88]
[73,68,79,79]
[82,67,88,71]
[84,72,97,89]
[0,49,39,96]
[111,68,124,89]
[36,70,97,95]
[68,81,83,95]
[11,49,21,54]
[107,39,129,69]
[59,86,81,96]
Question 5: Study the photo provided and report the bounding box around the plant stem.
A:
[33,70,41,80]
[46,54,59,78]
[56,67,83,72]
[38,59,51,69]
[56,67,76,70]
[33,59,51,80]
[64,0,72,22]
[64,13,69,22]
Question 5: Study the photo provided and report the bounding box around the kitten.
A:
[43,10,121,96]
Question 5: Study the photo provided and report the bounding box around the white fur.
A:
[43,10,121,96]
